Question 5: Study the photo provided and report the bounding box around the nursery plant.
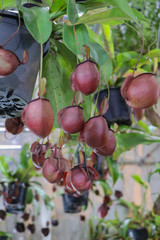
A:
[0,143,53,213]
[88,175,160,240]
[0,231,12,240]
[1,0,160,223]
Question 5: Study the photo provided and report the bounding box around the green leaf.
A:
[147,168,160,182]
[155,215,160,226]
[88,42,108,66]
[33,185,54,210]
[102,24,115,59]
[145,49,160,60]
[132,8,148,22]
[0,156,10,177]
[0,231,12,238]
[42,0,53,8]
[45,149,52,158]
[63,23,89,55]
[55,40,77,69]
[88,27,104,46]
[116,51,139,67]
[100,56,113,82]
[0,0,16,10]
[19,6,52,44]
[67,0,79,24]
[99,180,112,195]
[43,53,73,128]
[136,120,152,134]
[19,143,31,170]
[50,0,66,15]
[132,175,148,189]
[120,218,132,238]
[76,0,110,13]
[119,199,139,212]
[81,95,92,121]
[109,0,138,24]
[106,157,119,184]
[113,132,160,159]
[26,187,33,204]
[77,8,129,25]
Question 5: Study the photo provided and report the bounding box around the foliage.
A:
[88,175,160,239]
[112,0,160,53]
[0,231,12,238]
[0,0,152,128]
[1,1,160,220]
[0,144,54,210]
[0,144,39,183]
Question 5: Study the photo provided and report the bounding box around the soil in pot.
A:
[62,191,89,213]
[94,87,132,126]
[2,182,28,214]
[0,11,49,118]
[127,228,148,240]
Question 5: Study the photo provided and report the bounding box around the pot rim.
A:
[0,10,25,28]
[0,10,50,57]
[1,181,30,187]
[93,87,121,101]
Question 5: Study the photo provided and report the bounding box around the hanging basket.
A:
[94,87,132,126]
[2,182,29,214]
[0,11,49,118]
[127,228,148,240]
[62,191,89,214]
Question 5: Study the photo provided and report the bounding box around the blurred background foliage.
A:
[111,0,160,53]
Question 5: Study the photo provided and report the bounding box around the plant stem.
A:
[38,44,43,97]
[94,88,100,116]
[147,25,157,59]
[73,25,85,61]
[133,30,144,76]
[2,14,21,48]
[157,23,160,48]
[40,44,43,80]
[84,143,90,179]
[125,22,144,76]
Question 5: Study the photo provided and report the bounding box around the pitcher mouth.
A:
[134,72,155,79]
[28,97,50,104]
[76,59,97,68]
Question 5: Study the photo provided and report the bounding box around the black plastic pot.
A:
[94,87,132,126]
[0,11,49,118]
[0,236,12,240]
[2,182,29,214]
[127,228,148,240]
[93,154,107,179]
[62,191,89,213]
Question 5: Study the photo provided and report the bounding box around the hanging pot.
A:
[94,87,132,126]
[92,154,107,179]
[0,237,11,240]
[2,182,29,214]
[127,228,148,240]
[0,232,12,240]
[62,191,89,213]
[0,10,49,118]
